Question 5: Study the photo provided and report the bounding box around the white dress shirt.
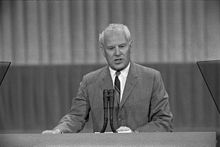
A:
[109,63,130,101]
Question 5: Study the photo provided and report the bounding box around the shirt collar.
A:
[109,62,130,79]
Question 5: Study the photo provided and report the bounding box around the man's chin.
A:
[112,64,125,71]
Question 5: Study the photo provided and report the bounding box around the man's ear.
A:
[99,43,105,56]
[128,39,133,49]
[129,39,133,47]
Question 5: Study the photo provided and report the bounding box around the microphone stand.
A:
[109,89,117,133]
[100,89,117,133]
[100,90,108,133]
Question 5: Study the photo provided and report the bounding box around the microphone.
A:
[109,89,117,133]
[100,89,108,133]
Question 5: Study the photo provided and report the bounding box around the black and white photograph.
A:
[0,0,219,146]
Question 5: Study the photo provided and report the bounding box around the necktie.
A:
[114,71,121,104]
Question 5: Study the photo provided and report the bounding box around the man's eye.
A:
[119,44,126,48]
[107,46,115,50]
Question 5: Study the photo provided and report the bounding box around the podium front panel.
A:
[0,132,216,147]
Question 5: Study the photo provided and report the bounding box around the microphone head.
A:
[108,89,115,109]
[103,89,109,109]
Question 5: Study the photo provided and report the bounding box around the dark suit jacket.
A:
[54,62,173,133]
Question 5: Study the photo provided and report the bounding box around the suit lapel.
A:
[98,66,113,91]
[120,63,138,108]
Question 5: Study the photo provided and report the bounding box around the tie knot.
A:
[115,71,121,76]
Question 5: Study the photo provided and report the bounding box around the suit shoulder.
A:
[134,63,160,76]
[133,63,163,85]
[83,66,106,83]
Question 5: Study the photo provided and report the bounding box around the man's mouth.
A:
[114,58,122,64]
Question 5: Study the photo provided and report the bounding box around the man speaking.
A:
[43,24,173,134]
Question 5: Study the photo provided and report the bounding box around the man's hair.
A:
[99,24,131,46]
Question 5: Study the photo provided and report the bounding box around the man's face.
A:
[102,30,132,71]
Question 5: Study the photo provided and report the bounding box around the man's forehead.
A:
[104,29,124,36]
[104,30,127,45]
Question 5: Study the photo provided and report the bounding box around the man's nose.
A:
[115,46,121,55]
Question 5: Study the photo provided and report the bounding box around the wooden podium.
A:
[0,132,216,147]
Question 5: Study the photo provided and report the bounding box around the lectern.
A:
[0,132,216,147]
